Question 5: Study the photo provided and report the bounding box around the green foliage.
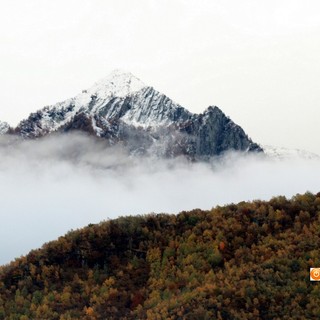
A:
[1,192,320,319]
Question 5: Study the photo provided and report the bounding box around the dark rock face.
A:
[12,71,262,158]
[179,106,262,157]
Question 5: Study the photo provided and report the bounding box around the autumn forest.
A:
[1,192,320,319]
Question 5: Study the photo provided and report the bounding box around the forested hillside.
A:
[1,192,320,319]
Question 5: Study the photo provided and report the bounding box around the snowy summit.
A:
[11,70,262,159]
[87,69,146,99]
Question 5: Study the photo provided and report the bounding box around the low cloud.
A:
[0,133,319,265]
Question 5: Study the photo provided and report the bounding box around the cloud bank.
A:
[0,133,319,265]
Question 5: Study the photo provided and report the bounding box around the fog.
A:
[1,133,320,265]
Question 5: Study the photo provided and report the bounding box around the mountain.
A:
[13,70,262,159]
[0,121,9,134]
[1,192,319,319]
[263,145,320,161]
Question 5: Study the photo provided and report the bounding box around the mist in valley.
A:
[1,133,320,265]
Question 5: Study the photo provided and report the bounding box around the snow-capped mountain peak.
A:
[86,69,146,99]
[14,70,148,137]
[13,71,262,159]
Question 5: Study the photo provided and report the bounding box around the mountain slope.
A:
[1,192,319,319]
[14,70,191,137]
[14,70,262,159]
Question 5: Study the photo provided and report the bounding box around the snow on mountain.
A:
[5,71,319,161]
[16,70,149,137]
[14,70,194,138]
[72,70,147,113]
[263,145,320,161]
[0,121,9,134]
[121,87,192,128]
[14,70,262,159]
[86,69,146,99]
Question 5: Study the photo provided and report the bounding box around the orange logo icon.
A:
[310,268,320,281]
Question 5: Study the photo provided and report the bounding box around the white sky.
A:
[1,0,320,153]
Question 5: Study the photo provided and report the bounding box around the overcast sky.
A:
[1,0,320,153]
